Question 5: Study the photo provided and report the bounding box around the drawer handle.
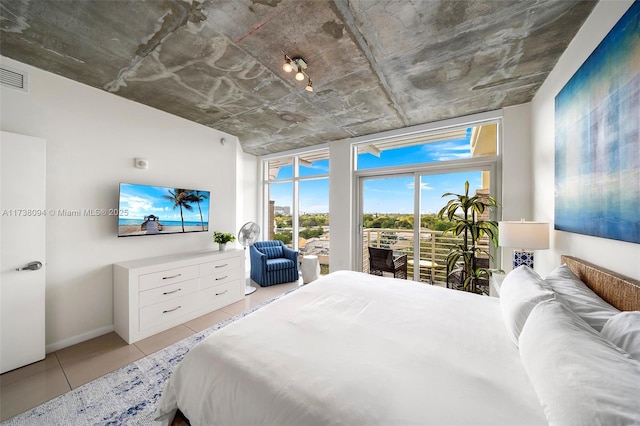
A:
[215,290,228,296]
[163,288,181,295]
[215,264,228,268]
[215,275,228,281]
[163,306,182,313]
[162,273,182,280]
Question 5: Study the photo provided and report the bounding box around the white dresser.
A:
[113,249,244,344]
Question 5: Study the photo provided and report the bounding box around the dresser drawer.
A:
[200,257,239,276]
[200,269,241,290]
[139,277,200,308]
[139,292,200,331]
[199,282,238,310]
[139,264,199,292]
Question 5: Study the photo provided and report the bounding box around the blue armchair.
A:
[250,241,299,287]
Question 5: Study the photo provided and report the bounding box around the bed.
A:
[156,256,640,425]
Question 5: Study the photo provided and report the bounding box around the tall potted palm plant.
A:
[437,181,499,293]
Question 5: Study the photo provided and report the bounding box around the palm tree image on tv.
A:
[190,190,209,231]
[163,188,194,233]
[117,183,210,237]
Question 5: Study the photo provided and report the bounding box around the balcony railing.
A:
[362,228,491,285]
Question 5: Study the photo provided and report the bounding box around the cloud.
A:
[420,140,472,162]
[407,181,434,190]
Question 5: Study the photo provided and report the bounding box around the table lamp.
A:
[498,220,549,269]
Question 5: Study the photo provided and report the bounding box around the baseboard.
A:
[46,324,115,353]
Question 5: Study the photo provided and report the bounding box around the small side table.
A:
[301,255,320,284]
[407,259,439,284]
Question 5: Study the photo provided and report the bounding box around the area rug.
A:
[1,292,290,426]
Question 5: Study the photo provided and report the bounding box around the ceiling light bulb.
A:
[282,59,293,73]
[295,68,305,81]
[305,79,313,92]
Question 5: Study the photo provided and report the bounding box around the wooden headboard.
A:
[562,255,640,311]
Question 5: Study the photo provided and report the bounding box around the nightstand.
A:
[489,272,506,298]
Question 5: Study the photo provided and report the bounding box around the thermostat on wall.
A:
[134,158,149,170]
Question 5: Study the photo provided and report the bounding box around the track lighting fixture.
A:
[281,51,314,92]
[282,56,293,73]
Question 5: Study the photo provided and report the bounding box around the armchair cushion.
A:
[266,258,296,272]
[262,246,284,259]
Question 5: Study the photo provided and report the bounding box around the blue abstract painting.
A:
[555,1,639,244]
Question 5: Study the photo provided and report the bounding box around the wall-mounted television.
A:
[118,183,210,237]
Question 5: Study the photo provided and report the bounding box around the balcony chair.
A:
[250,240,299,287]
[368,246,408,279]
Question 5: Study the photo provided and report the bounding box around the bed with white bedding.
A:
[156,257,640,425]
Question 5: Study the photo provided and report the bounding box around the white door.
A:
[0,131,46,373]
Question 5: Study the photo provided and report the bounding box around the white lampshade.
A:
[498,221,549,249]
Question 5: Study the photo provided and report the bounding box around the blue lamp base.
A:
[513,250,534,269]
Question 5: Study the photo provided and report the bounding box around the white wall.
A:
[499,103,534,273]
[530,0,639,279]
[0,55,257,351]
[501,103,533,223]
[328,139,353,272]
[237,143,260,272]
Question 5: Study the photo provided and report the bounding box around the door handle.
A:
[16,261,43,271]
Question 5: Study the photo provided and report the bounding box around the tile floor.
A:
[0,279,301,422]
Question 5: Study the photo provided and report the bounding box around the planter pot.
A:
[219,243,226,251]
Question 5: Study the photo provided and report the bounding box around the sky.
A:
[269,130,487,214]
[119,183,210,223]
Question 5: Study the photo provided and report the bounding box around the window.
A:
[356,121,500,286]
[356,123,497,170]
[264,148,330,274]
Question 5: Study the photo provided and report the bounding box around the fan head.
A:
[238,221,260,247]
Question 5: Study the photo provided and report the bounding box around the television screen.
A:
[118,183,210,237]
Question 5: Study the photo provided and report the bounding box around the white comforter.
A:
[156,271,546,425]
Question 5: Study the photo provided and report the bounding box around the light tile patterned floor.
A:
[0,279,301,422]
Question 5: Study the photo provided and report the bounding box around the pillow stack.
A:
[499,264,640,425]
[519,299,640,425]
[544,264,619,331]
[499,265,555,345]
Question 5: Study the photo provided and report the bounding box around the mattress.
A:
[156,270,547,425]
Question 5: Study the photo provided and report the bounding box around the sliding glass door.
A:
[356,120,500,286]
[359,169,495,285]
[360,175,416,279]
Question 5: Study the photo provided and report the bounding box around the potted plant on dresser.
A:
[437,181,499,294]
[213,231,236,251]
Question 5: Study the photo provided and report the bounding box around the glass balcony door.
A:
[359,170,494,285]
[359,174,421,281]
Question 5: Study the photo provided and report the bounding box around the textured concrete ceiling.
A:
[0,0,596,156]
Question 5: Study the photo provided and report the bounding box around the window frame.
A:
[261,145,330,252]
[352,118,503,273]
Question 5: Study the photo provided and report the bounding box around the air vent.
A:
[0,66,28,92]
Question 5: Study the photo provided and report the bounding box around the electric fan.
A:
[238,221,260,295]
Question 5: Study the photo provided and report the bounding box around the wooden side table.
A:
[407,259,439,284]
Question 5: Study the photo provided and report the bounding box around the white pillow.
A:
[500,265,555,345]
[601,311,640,363]
[519,299,640,426]
[545,264,619,331]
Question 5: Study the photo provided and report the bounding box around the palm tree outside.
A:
[163,188,194,232]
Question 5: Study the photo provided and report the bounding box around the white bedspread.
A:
[156,271,546,425]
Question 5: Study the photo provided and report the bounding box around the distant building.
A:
[274,205,291,215]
